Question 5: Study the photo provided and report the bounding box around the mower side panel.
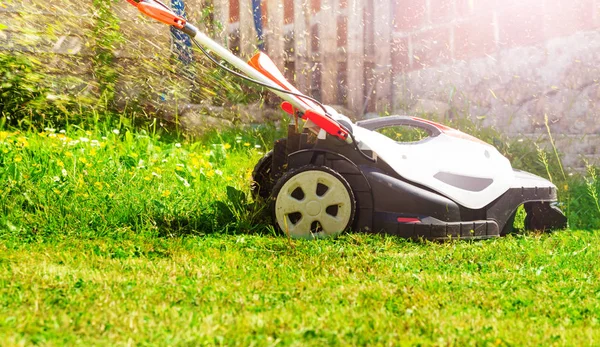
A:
[363,168,461,222]
[352,124,515,210]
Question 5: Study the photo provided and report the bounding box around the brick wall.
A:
[390,0,600,169]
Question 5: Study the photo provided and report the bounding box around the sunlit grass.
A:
[0,125,276,239]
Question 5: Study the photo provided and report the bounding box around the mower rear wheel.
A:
[272,165,355,239]
[251,150,273,199]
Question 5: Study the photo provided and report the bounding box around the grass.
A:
[1,123,600,345]
[1,231,600,345]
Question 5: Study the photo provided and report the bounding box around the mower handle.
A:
[356,116,442,136]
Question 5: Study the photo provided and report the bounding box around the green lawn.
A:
[1,231,599,345]
[1,126,600,345]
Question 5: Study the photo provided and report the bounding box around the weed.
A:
[584,161,600,217]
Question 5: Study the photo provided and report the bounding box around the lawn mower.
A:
[125,0,568,240]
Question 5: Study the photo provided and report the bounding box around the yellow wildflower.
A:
[65,151,73,158]
[94,182,103,191]
[16,137,28,147]
[162,190,171,197]
[223,143,231,150]
[57,160,64,167]
[14,156,22,163]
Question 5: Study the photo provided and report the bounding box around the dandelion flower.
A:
[14,156,22,163]
[223,143,231,150]
[162,190,171,197]
[94,182,103,190]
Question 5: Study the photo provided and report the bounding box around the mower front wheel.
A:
[272,165,355,239]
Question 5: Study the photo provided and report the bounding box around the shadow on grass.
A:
[149,187,274,238]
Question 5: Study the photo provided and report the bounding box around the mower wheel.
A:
[251,150,273,199]
[272,165,355,239]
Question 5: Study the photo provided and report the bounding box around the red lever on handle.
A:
[126,0,186,29]
[303,109,349,142]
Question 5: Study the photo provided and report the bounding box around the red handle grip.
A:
[125,0,186,29]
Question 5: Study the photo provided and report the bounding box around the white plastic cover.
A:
[350,124,515,209]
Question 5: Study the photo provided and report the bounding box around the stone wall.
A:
[390,0,600,169]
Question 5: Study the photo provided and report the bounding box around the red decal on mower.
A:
[397,217,421,224]
[303,109,349,141]
[248,53,319,110]
[411,117,489,146]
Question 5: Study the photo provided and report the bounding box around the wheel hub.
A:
[306,200,321,216]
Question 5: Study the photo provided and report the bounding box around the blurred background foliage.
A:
[0,0,262,130]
